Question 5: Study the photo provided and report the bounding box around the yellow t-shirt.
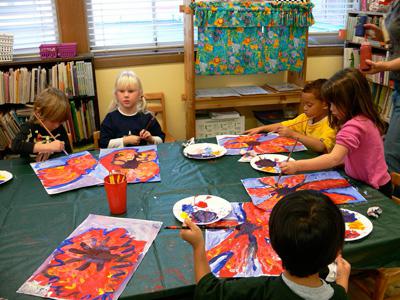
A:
[281,113,336,152]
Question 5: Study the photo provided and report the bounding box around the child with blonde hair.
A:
[280,68,392,197]
[100,71,165,148]
[245,79,336,153]
[12,87,71,161]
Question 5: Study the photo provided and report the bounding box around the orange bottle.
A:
[360,39,372,71]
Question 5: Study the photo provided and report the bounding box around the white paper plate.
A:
[341,209,373,241]
[0,170,13,185]
[250,154,295,174]
[173,195,232,225]
[183,143,227,160]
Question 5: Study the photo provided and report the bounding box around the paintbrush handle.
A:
[276,137,299,186]
[144,114,158,131]
[34,112,69,156]
[164,225,237,230]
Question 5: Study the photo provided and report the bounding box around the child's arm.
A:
[277,127,327,153]
[11,123,65,155]
[335,254,351,292]
[180,218,211,283]
[280,144,348,174]
[244,123,282,135]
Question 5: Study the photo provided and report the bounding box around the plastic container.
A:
[0,33,14,62]
[39,44,58,59]
[360,40,372,71]
[104,173,127,215]
[58,42,77,58]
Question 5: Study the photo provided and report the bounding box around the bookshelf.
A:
[344,10,393,123]
[0,54,100,154]
[181,0,308,139]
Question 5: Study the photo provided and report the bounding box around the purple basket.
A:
[58,43,77,58]
[39,44,58,59]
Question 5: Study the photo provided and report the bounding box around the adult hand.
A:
[364,23,384,42]
[363,60,389,75]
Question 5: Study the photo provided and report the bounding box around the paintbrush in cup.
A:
[275,137,299,188]
[34,112,69,156]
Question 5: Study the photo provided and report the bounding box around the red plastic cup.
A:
[104,173,127,215]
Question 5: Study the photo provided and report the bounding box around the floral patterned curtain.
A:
[191,1,314,75]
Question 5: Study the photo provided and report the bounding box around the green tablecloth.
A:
[1,140,399,299]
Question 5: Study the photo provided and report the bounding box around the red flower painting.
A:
[242,171,366,211]
[206,202,283,277]
[99,146,160,183]
[216,134,306,155]
[18,215,162,300]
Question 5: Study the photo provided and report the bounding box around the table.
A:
[1,141,400,299]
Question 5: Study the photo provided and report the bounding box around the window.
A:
[310,0,359,46]
[85,0,183,52]
[0,0,59,55]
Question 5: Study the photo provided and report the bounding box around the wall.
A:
[95,55,343,140]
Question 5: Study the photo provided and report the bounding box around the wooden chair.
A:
[350,172,400,300]
[92,92,175,149]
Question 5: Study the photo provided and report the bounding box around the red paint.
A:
[345,229,361,239]
[196,201,208,208]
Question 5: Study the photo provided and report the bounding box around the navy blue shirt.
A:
[99,110,165,148]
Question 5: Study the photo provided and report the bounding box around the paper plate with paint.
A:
[183,143,227,160]
[173,195,232,225]
[341,209,373,241]
[250,154,295,174]
[0,170,13,185]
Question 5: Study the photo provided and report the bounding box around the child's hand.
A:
[279,161,298,174]
[335,254,351,291]
[139,129,154,143]
[277,126,295,138]
[123,135,141,145]
[180,218,204,250]
[244,127,263,135]
[47,140,65,153]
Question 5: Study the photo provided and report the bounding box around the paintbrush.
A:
[164,225,241,230]
[34,112,69,156]
[243,118,311,135]
[144,113,158,131]
[275,137,299,187]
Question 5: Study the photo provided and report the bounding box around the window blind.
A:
[0,0,59,55]
[311,0,359,33]
[85,0,183,52]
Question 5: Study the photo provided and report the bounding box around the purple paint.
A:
[255,159,276,168]
[191,210,218,223]
[342,210,357,223]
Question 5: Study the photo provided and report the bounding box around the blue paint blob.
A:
[342,210,357,223]
[182,204,194,214]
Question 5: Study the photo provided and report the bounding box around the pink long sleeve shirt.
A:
[335,115,390,189]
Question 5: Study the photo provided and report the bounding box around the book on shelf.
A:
[0,61,95,105]
[66,98,97,143]
[346,14,386,49]
[230,85,271,96]
[0,110,23,150]
[369,81,393,122]
[266,83,302,92]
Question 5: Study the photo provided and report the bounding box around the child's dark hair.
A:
[321,68,386,134]
[303,78,328,100]
[269,190,345,278]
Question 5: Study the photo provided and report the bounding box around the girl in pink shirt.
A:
[280,68,392,198]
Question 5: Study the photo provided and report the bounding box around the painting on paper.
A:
[242,171,367,211]
[206,202,282,277]
[30,151,109,195]
[18,214,162,300]
[99,146,161,184]
[216,134,307,155]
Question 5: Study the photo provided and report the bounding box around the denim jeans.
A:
[384,81,400,197]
